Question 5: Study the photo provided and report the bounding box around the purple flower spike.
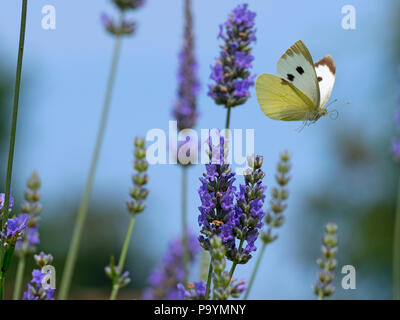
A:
[143,232,200,300]
[223,155,267,264]
[173,0,200,132]
[208,4,256,108]
[23,251,55,300]
[23,269,55,300]
[15,172,42,256]
[198,134,237,251]
[1,214,28,244]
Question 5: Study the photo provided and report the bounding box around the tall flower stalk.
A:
[58,1,144,300]
[244,151,291,299]
[173,0,199,285]
[13,172,42,300]
[208,4,256,130]
[0,0,28,300]
[107,137,149,300]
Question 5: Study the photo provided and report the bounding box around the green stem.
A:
[225,106,231,130]
[59,35,123,300]
[393,176,400,300]
[228,239,244,283]
[110,214,136,300]
[181,166,189,284]
[13,256,26,300]
[0,0,28,301]
[205,261,213,300]
[243,242,266,300]
[2,0,28,228]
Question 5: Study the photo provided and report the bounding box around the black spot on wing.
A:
[317,76,323,82]
[296,66,304,74]
[287,74,295,81]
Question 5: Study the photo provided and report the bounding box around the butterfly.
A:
[256,40,336,125]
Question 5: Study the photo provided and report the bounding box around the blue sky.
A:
[0,0,397,298]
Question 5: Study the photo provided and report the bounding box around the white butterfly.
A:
[256,40,336,124]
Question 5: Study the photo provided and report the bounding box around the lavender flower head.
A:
[143,232,200,300]
[177,281,206,300]
[223,155,266,264]
[208,4,256,108]
[112,0,145,10]
[313,223,338,300]
[16,172,42,256]
[173,0,200,132]
[1,214,28,245]
[198,134,236,252]
[23,269,55,300]
[23,251,55,300]
[127,137,149,215]
[0,193,14,211]
[102,0,145,36]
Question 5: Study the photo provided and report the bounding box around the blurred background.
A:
[0,0,398,299]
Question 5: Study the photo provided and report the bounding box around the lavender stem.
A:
[59,34,123,300]
[13,255,25,300]
[181,166,189,284]
[205,261,213,300]
[2,0,28,227]
[243,242,266,300]
[110,214,136,300]
[0,0,28,300]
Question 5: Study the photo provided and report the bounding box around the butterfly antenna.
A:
[325,98,338,109]
[328,109,339,120]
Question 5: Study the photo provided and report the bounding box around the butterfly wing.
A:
[276,40,320,109]
[314,55,336,108]
[256,73,316,121]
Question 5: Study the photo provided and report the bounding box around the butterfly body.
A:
[256,40,336,123]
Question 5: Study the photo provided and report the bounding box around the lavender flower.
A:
[105,256,131,290]
[1,214,28,246]
[173,0,200,132]
[223,155,266,265]
[102,0,145,36]
[15,172,42,256]
[198,135,236,251]
[127,137,149,215]
[23,251,55,300]
[34,252,54,267]
[208,4,256,108]
[261,151,291,244]
[313,223,338,300]
[0,193,14,211]
[142,232,200,300]
[177,281,206,300]
[112,0,145,10]
[101,13,135,36]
